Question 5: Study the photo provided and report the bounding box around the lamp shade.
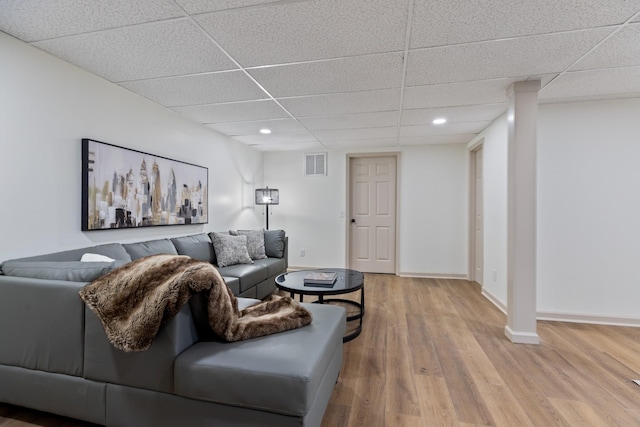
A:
[255,187,279,205]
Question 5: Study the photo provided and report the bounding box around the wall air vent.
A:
[305,152,327,176]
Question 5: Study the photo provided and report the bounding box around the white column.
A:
[505,80,540,345]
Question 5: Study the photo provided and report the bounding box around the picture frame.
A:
[81,138,208,231]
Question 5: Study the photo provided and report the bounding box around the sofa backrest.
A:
[122,238,178,260]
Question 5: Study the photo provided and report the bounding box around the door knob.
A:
[351,218,356,223]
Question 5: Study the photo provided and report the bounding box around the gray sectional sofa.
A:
[0,231,346,427]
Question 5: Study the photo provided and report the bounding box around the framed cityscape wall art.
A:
[81,139,208,231]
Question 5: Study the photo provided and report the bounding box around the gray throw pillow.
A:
[264,229,286,258]
[229,229,267,260]
[211,232,253,267]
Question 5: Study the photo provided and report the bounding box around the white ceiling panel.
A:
[278,89,401,117]
[233,131,318,145]
[406,29,611,86]
[0,0,185,42]
[403,79,516,109]
[248,53,404,97]
[572,23,640,71]
[208,118,307,136]
[322,138,399,149]
[299,111,399,131]
[249,141,326,152]
[33,19,237,82]
[540,67,640,101]
[400,121,490,137]
[173,100,289,124]
[196,0,408,67]
[175,0,281,14]
[119,71,267,107]
[399,134,477,146]
[410,0,640,48]
[401,104,507,126]
[312,126,398,142]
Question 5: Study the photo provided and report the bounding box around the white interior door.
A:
[349,156,396,274]
[474,147,484,285]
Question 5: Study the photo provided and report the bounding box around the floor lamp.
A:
[255,187,279,230]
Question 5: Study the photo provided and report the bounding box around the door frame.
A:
[345,152,400,275]
[468,139,484,283]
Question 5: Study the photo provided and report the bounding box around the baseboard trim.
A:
[537,311,640,328]
[504,326,540,344]
[481,288,507,315]
[480,290,640,328]
[398,272,468,279]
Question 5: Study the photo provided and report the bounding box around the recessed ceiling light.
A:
[433,118,447,125]
[259,128,272,134]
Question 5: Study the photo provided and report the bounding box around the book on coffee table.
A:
[304,271,338,286]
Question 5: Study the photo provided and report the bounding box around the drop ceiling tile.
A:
[572,23,640,71]
[399,134,476,145]
[0,0,185,42]
[400,121,490,137]
[196,0,407,67]
[278,89,401,117]
[406,28,611,86]
[299,111,399,131]
[32,19,236,82]
[207,118,307,136]
[233,131,318,145]
[540,66,640,101]
[322,138,398,149]
[249,141,326,152]
[403,79,516,109]
[401,104,507,126]
[312,126,397,142]
[175,0,281,14]
[249,53,404,97]
[410,0,640,48]
[119,71,267,107]
[173,100,289,124]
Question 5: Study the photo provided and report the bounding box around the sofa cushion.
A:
[264,229,286,258]
[170,234,215,263]
[123,239,178,260]
[210,232,252,268]
[229,229,267,260]
[0,260,127,282]
[174,303,346,416]
[252,258,286,278]
[217,263,268,293]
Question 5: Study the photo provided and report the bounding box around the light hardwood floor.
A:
[2,275,640,426]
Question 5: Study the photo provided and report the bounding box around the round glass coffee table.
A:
[275,268,364,342]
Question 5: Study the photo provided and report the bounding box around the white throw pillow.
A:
[81,253,116,262]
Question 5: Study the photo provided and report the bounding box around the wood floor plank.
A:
[549,398,611,427]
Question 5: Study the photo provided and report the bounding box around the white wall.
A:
[537,98,640,321]
[473,98,640,323]
[263,144,469,276]
[0,33,264,261]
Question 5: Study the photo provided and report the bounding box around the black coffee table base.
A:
[296,290,364,342]
[276,269,365,343]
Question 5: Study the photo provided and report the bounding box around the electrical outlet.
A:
[300,249,305,257]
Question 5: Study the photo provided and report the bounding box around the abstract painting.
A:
[81,139,208,231]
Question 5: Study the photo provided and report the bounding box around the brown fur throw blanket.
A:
[79,254,312,352]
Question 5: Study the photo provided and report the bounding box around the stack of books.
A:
[303,271,338,287]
